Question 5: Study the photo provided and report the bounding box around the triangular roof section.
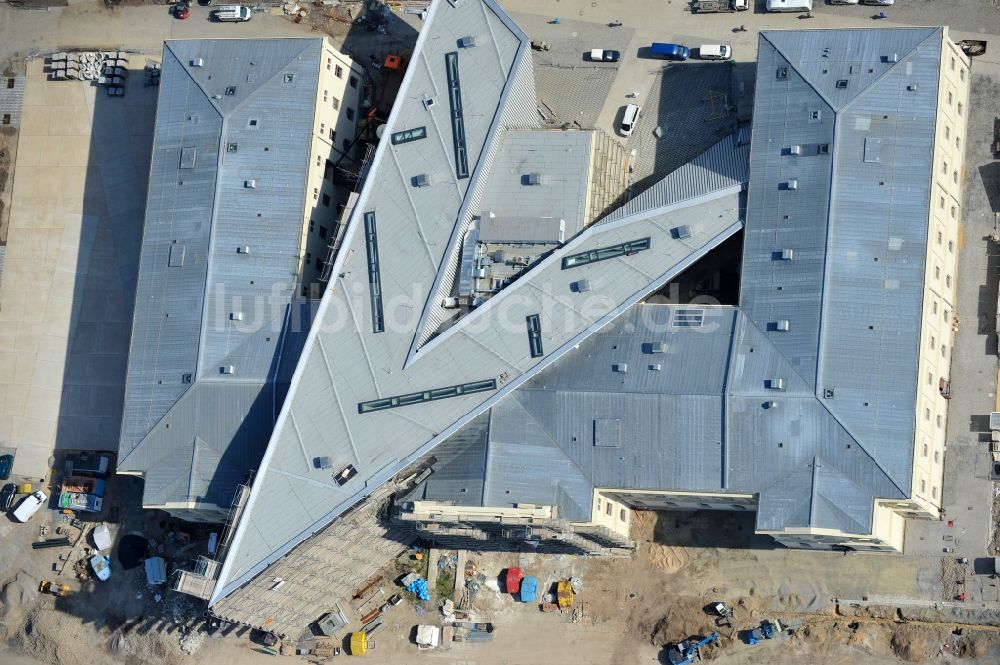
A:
[164,39,320,117]
[762,28,939,111]
[756,456,876,534]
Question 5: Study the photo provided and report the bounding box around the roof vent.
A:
[524,172,542,186]
[237,245,251,254]
[244,179,256,189]
[907,83,918,92]
[776,67,788,80]
[767,378,786,391]
[648,342,666,354]
[413,173,431,187]
[785,179,798,190]
[777,249,794,260]
[571,279,591,293]
[788,145,802,156]
[313,456,333,469]
[774,320,791,332]
[613,363,628,374]
[817,143,830,155]
[221,365,235,375]
[458,35,477,48]
[191,58,204,67]
[422,95,435,110]
[835,79,848,89]
[765,401,778,409]
[230,312,243,321]
[887,53,899,63]
[672,225,692,240]
[649,364,662,371]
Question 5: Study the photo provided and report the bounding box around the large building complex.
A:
[131,0,969,638]
[117,38,363,521]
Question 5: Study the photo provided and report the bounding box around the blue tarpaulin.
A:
[406,578,430,601]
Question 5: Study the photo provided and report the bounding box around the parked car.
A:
[12,491,47,522]
[829,0,860,4]
[0,454,13,480]
[699,44,732,60]
[173,2,190,19]
[733,0,750,8]
[589,49,621,62]
[0,483,15,511]
[862,0,892,4]
[650,43,690,61]
[619,104,641,137]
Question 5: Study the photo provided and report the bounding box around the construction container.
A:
[504,567,523,594]
[349,631,367,655]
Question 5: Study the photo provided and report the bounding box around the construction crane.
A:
[667,632,720,665]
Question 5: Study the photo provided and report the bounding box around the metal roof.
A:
[420,28,946,539]
[118,39,328,510]
[212,23,947,604]
[211,0,745,605]
[477,129,593,235]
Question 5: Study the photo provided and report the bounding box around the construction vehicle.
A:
[747,619,782,645]
[39,580,70,597]
[556,580,575,608]
[711,601,733,627]
[667,632,720,665]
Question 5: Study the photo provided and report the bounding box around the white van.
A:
[619,104,641,137]
[13,491,47,522]
[765,0,812,11]
[699,44,732,61]
[212,5,252,21]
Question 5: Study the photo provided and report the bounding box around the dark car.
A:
[589,49,621,62]
[0,454,13,480]
[0,483,15,511]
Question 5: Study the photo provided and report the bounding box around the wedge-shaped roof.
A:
[211,0,747,603]
[119,39,327,508]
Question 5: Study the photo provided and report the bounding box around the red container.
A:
[504,567,523,594]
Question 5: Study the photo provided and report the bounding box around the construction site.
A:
[3,0,1000,664]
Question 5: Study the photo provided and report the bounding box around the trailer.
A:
[693,0,735,13]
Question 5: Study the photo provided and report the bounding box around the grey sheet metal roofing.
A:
[421,27,944,540]
[118,39,328,510]
[213,22,944,604]
[477,130,593,235]
[210,0,745,605]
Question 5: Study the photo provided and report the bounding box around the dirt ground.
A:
[3,502,1000,665]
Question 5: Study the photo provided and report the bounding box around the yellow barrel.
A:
[349,631,367,655]
[18,483,32,494]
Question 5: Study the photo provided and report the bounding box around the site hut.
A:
[116,38,363,523]
[167,5,966,641]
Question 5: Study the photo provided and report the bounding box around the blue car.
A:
[0,454,12,480]
[650,43,690,61]
[519,576,539,603]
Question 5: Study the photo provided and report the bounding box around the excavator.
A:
[667,632,719,665]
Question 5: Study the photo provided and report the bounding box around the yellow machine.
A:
[349,631,368,655]
[556,580,575,608]
[18,483,32,494]
[39,580,70,597]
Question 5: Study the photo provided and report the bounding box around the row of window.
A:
[918,478,939,500]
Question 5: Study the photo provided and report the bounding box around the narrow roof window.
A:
[225,86,236,96]
[283,74,294,83]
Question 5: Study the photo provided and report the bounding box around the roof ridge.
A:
[837,28,942,116]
